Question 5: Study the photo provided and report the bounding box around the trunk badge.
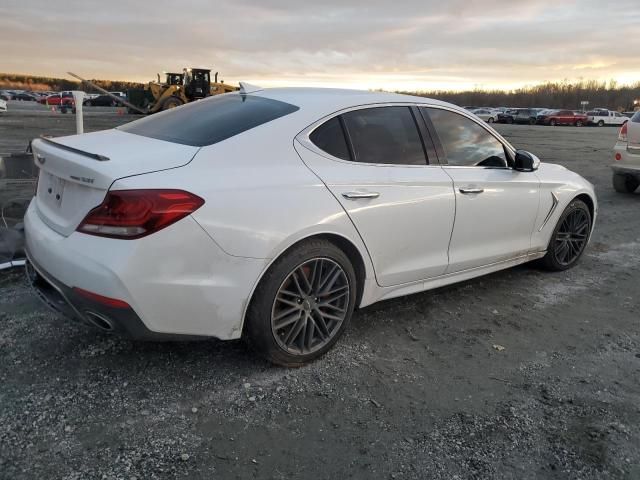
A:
[36,154,46,164]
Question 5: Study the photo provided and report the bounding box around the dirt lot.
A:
[1,103,639,479]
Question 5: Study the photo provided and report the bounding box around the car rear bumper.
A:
[25,254,204,339]
[24,199,268,340]
[612,143,640,179]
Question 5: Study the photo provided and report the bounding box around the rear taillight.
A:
[73,287,130,308]
[618,122,628,142]
[77,189,204,239]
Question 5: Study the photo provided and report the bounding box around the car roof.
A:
[251,87,455,120]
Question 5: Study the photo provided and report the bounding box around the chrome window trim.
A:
[418,104,517,168]
[295,102,443,169]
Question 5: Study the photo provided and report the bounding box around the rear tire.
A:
[488,117,494,123]
[506,117,514,124]
[244,239,357,366]
[529,117,536,125]
[549,119,557,126]
[597,120,604,127]
[612,173,639,193]
[540,199,591,271]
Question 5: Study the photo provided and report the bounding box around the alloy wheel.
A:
[553,209,590,266]
[271,258,350,355]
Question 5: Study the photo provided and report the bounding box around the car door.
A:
[421,106,540,273]
[294,105,455,287]
[559,110,573,125]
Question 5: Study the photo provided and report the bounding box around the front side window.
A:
[341,107,427,165]
[632,111,640,123]
[425,108,508,168]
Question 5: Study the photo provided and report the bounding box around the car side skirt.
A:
[359,251,546,307]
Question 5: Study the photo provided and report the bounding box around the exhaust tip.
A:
[84,311,114,331]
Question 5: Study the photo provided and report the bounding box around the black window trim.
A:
[419,105,516,169]
[302,103,438,168]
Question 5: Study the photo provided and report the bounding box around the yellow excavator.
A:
[128,68,238,113]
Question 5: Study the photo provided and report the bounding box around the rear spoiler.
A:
[37,136,110,162]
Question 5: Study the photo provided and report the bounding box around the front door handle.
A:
[459,188,484,194]
[342,191,380,200]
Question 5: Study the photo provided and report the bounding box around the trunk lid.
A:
[31,129,199,236]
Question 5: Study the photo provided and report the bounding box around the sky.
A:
[2,0,640,92]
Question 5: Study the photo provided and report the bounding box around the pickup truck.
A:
[587,110,629,127]
[536,110,588,127]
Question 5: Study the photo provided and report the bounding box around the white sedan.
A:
[25,87,597,365]
[0,99,7,113]
[470,108,499,123]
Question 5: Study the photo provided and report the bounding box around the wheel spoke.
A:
[319,302,346,313]
[274,310,302,330]
[291,271,308,296]
[276,295,301,308]
[297,267,313,294]
[273,306,300,322]
[283,314,306,347]
[317,264,339,292]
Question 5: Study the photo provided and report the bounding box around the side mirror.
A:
[514,150,540,172]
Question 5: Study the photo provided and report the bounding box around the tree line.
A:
[2,73,639,111]
[400,79,640,111]
[0,73,143,93]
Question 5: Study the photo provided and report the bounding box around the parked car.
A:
[0,91,13,101]
[0,99,7,113]
[13,92,38,101]
[38,93,75,106]
[84,94,118,107]
[537,110,587,126]
[24,88,597,365]
[497,108,539,125]
[587,109,629,127]
[611,111,640,193]
[470,108,499,123]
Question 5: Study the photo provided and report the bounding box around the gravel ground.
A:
[1,104,639,479]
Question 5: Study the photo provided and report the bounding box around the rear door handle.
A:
[459,188,484,194]
[342,191,380,199]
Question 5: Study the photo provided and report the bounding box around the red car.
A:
[38,93,75,107]
[536,110,588,127]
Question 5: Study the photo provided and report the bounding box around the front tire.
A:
[244,239,357,366]
[161,96,184,110]
[612,173,639,193]
[488,117,494,123]
[540,199,591,271]
[576,120,583,127]
[549,119,557,126]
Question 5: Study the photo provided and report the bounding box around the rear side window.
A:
[631,111,640,123]
[118,94,299,147]
[425,108,508,168]
[309,117,350,160]
[341,107,427,165]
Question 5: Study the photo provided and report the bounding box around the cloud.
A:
[1,0,639,90]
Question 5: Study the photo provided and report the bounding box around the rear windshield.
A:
[118,93,299,146]
[632,111,640,123]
